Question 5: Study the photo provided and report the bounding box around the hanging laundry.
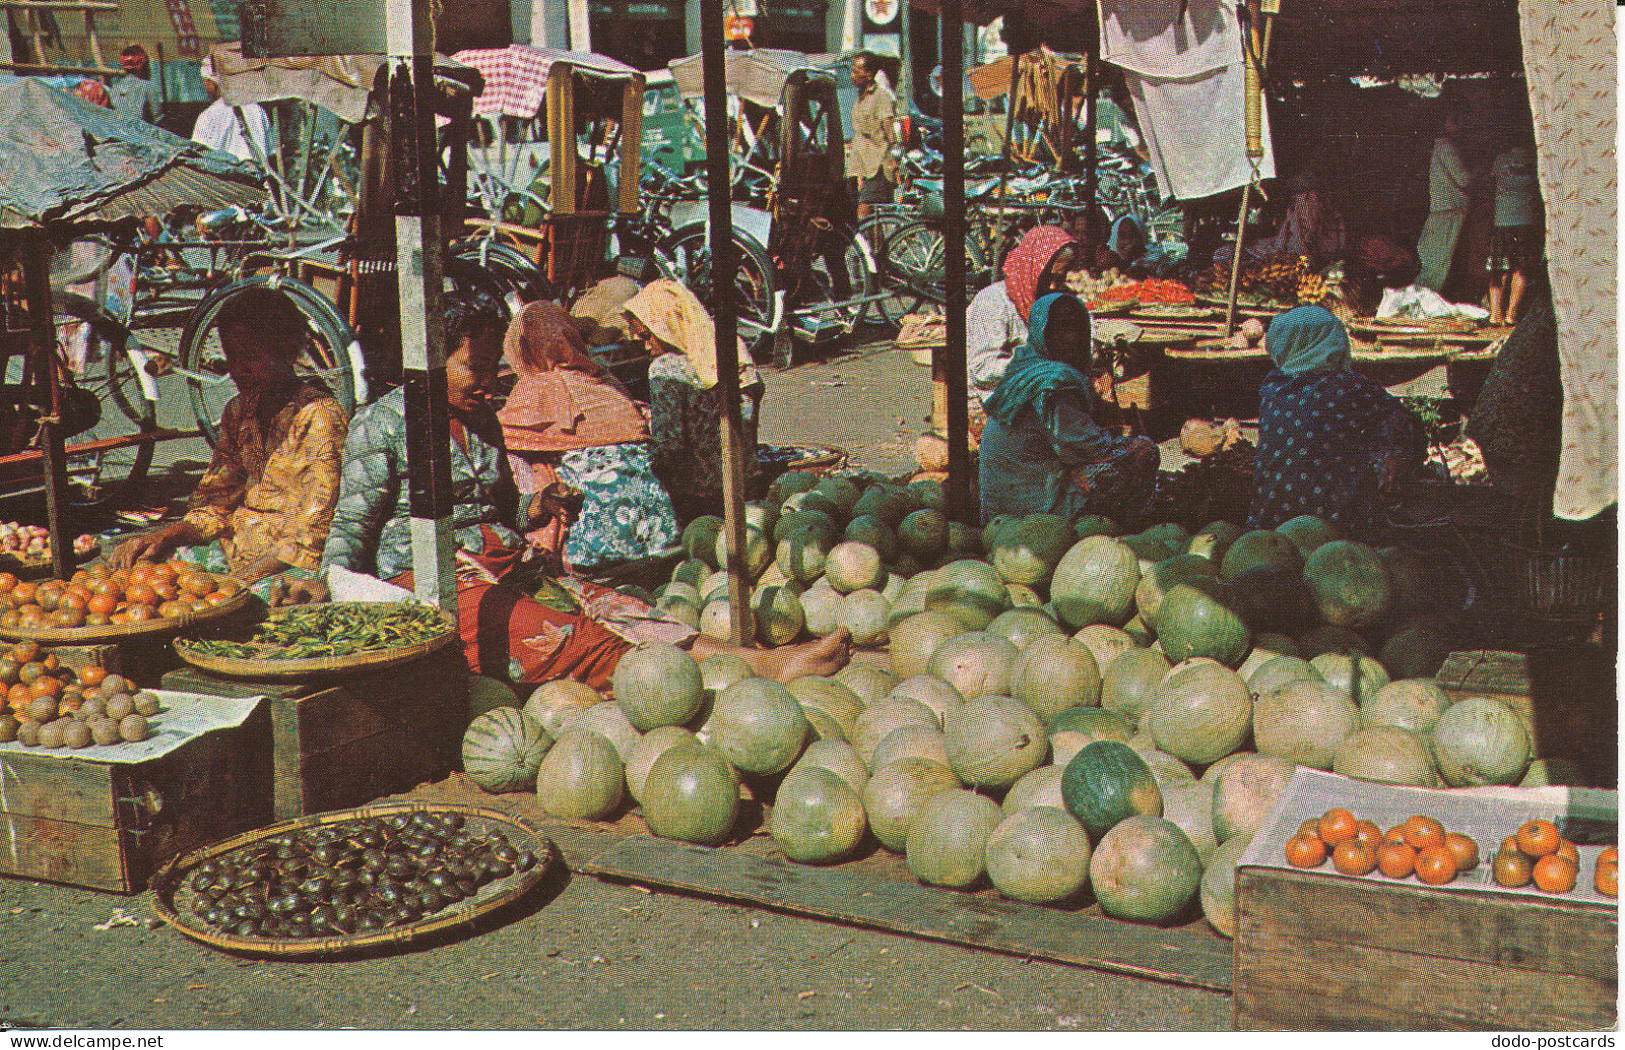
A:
[1123,61,1275,201]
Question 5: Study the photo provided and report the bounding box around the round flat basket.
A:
[0,586,254,644]
[172,602,457,679]
[150,800,556,959]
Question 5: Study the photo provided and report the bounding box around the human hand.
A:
[110,522,188,571]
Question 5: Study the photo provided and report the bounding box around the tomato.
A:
[1415,845,1459,885]
[1285,833,1328,868]
[1532,854,1578,893]
[1318,808,1358,847]
[1401,815,1445,851]
[1443,832,1480,872]
[1516,819,1560,858]
[1492,849,1533,887]
[1332,840,1377,876]
[1376,841,1416,879]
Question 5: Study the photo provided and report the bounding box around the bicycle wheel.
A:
[450,238,544,304]
[885,221,987,308]
[50,294,156,511]
[178,276,358,449]
[662,224,776,355]
[859,211,924,325]
[806,223,872,332]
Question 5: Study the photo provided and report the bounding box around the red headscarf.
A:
[1001,225,1079,323]
[498,301,648,454]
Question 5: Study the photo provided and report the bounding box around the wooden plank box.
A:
[0,701,271,893]
[161,645,468,822]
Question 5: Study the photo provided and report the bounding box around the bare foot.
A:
[770,628,853,682]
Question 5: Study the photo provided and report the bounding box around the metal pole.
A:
[940,0,972,527]
[700,0,753,646]
[23,232,70,581]
[1083,51,1098,247]
[388,0,456,613]
[1225,0,1267,338]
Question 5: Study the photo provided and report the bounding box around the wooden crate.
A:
[0,701,271,893]
[161,646,468,821]
[1234,866,1618,1031]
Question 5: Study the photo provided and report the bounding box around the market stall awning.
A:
[668,48,842,109]
[0,74,263,228]
[209,44,483,124]
[453,45,641,120]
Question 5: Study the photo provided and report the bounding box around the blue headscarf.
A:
[983,293,1091,427]
[1266,304,1352,376]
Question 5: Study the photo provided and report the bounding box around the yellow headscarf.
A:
[623,278,722,389]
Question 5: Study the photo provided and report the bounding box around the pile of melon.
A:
[461,474,1556,939]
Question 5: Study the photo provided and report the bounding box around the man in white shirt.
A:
[191,58,271,164]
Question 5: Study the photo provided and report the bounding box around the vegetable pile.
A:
[183,602,452,660]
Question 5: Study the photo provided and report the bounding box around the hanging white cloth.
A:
[1099,0,1274,201]
[1519,0,1617,520]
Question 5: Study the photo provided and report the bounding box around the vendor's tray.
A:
[0,586,253,644]
[173,601,457,679]
[150,800,556,958]
[1234,769,1618,1030]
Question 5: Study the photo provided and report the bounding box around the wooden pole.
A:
[23,232,70,581]
[940,0,972,527]
[700,0,753,646]
[1224,0,1267,338]
[1083,51,1098,248]
[388,0,456,614]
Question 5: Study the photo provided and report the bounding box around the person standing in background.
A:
[191,57,270,163]
[846,52,897,221]
[109,43,161,124]
[1415,100,1474,292]
[1485,131,1543,326]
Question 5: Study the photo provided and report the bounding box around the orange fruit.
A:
[1401,814,1445,851]
[123,604,156,622]
[50,607,85,628]
[11,581,36,605]
[1532,854,1578,893]
[1601,846,1618,866]
[1383,825,1408,845]
[56,593,87,615]
[1318,808,1358,847]
[1351,820,1383,848]
[1443,832,1480,872]
[77,665,106,688]
[1493,849,1534,887]
[215,578,242,597]
[1285,833,1328,868]
[1595,860,1617,897]
[157,599,191,619]
[10,641,38,663]
[1555,839,1579,865]
[1516,819,1560,857]
[124,583,157,607]
[31,582,61,612]
[83,562,109,580]
[27,676,60,699]
[1297,818,1322,838]
[84,612,111,627]
[178,572,214,598]
[1376,840,1417,879]
[6,683,30,709]
[152,581,178,602]
[85,594,117,617]
[1415,844,1459,885]
[1332,839,1377,876]
[0,572,18,591]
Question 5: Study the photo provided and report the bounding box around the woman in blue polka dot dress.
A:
[1248,305,1424,536]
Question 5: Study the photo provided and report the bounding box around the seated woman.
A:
[1249,305,1423,535]
[498,301,679,571]
[968,225,1080,408]
[112,288,347,595]
[321,295,849,691]
[623,280,765,525]
[979,293,1160,525]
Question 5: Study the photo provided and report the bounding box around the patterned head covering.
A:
[498,301,648,453]
[1001,225,1079,323]
[623,279,722,388]
[1266,304,1352,376]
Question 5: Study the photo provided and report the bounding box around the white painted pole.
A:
[568,0,592,51]
[842,0,861,52]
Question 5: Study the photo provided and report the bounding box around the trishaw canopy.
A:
[208,43,482,124]
[668,48,841,110]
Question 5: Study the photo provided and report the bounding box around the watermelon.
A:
[985,806,1093,904]
[1220,530,1303,580]
[1303,540,1393,629]
[1253,679,1359,770]
[461,707,552,793]
[1147,660,1253,765]
[1154,580,1252,668]
[1090,816,1203,923]
[1049,537,1140,629]
[1061,740,1163,840]
[989,514,1074,588]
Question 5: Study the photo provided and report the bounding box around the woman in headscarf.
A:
[623,279,765,524]
[498,301,679,571]
[1249,305,1423,534]
[323,293,851,691]
[967,225,1081,408]
[979,293,1160,525]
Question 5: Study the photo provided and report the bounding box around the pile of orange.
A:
[1490,819,1601,895]
[1285,808,1481,886]
[0,641,159,748]
[0,559,241,631]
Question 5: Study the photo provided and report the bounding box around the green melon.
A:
[613,643,705,731]
[1332,726,1440,788]
[1309,651,1390,704]
[769,469,820,504]
[1135,555,1220,625]
[1120,531,1182,562]
[1210,754,1297,841]
[1154,580,1252,668]
[707,677,810,775]
[908,478,946,510]
[944,695,1049,789]
[670,557,710,589]
[886,674,964,727]
[925,560,1011,630]
[1003,764,1068,813]
[987,608,1063,650]
[834,664,897,702]
[850,483,913,527]
[1362,678,1453,736]
[897,508,949,562]
[1050,537,1141,629]
[1009,635,1101,723]
[773,508,837,545]
[1061,740,1163,840]
[1220,530,1304,581]
[905,789,1005,888]
[682,516,725,568]
[1186,521,1243,562]
[844,515,899,562]
[569,703,643,762]
[851,697,939,764]
[863,757,962,852]
[777,529,832,584]
[1274,514,1339,557]
[944,522,982,560]
[1432,697,1531,787]
[1303,540,1393,629]
[1100,647,1172,723]
[624,726,700,805]
[825,541,886,594]
[989,514,1074,588]
[786,676,864,738]
[782,488,841,520]
[522,680,601,737]
[888,607,962,679]
[1074,624,1137,672]
[1147,660,1253,765]
[462,707,553,793]
[835,589,890,646]
[1253,679,1359,770]
[790,738,870,797]
[799,583,842,637]
[870,723,950,771]
[752,584,806,647]
[926,630,1021,699]
[1246,655,1323,698]
[1160,779,1218,865]
[1072,514,1121,539]
[535,728,625,820]
[1378,617,1456,679]
[1048,706,1137,742]
[1090,816,1203,923]
[985,806,1093,904]
[769,767,868,864]
[642,743,740,845]
[1200,832,1255,938]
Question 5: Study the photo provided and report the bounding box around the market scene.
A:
[0,0,1614,1033]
